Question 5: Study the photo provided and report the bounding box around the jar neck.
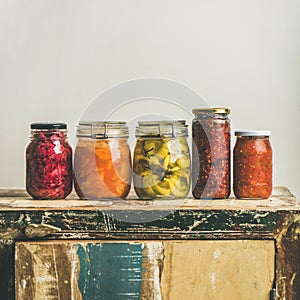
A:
[237,136,270,140]
[76,121,129,139]
[194,113,229,120]
[136,121,188,138]
[30,129,68,141]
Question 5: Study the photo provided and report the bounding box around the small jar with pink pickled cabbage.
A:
[26,122,73,199]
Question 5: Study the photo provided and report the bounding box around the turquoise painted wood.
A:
[15,241,163,300]
[77,243,144,299]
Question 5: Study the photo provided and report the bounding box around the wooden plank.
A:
[161,240,274,300]
[15,240,274,300]
[15,240,163,300]
[0,186,294,198]
[0,186,297,211]
[0,241,15,300]
[0,208,290,241]
[275,212,300,299]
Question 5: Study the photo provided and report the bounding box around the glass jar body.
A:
[233,136,272,199]
[133,136,191,199]
[192,112,231,199]
[74,137,132,199]
[26,129,73,199]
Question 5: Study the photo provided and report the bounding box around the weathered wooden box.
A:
[0,187,299,299]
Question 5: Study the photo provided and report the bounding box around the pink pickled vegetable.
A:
[26,126,72,199]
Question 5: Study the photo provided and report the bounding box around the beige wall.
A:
[1,0,299,197]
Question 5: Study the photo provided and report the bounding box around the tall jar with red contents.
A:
[192,108,231,199]
[26,123,73,199]
[233,130,272,199]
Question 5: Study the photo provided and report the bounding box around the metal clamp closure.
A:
[146,123,175,138]
[91,122,108,139]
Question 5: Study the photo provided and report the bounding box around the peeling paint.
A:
[0,228,22,240]
[210,272,216,295]
[143,242,164,299]
[213,249,221,259]
[239,223,265,228]
[254,212,270,219]
[188,219,207,231]
[290,272,297,286]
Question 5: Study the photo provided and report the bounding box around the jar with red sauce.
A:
[192,108,231,199]
[26,123,73,199]
[233,130,272,199]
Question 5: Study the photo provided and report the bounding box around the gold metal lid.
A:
[192,108,231,115]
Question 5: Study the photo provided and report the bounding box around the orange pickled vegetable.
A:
[74,139,131,199]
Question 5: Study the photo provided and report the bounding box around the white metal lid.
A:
[235,130,271,137]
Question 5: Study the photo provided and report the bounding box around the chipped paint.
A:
[290,272,297,286]
[188,219,208,231]
[213,248,221,259]
[0,228,22,240]
[210,272,216,295]
[254,212,270,219]
[142,242,164,299]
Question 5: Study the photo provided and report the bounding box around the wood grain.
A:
[161,240,274,300]
[0,186,297,211]
[15,240,275,300]
[15,241,164,300]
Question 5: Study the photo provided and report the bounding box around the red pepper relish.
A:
[233,130,272,199]
[192,108,231,199]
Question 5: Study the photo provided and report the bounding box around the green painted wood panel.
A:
[77,243,144,299]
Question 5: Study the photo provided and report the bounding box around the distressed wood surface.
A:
[15,241,163,300]
[0,186,296,241]
[0,186,297,211]
[275,213,300,299]
[15,240,274,300]
[0,187,298,299]
[0,240,15,300]
[161,240,274,300]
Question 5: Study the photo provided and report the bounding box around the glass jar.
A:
[233,130,272,199]
[133,121,191,199]
[26,122,73,199]
[74,121,132,199]
[192,108,231,199]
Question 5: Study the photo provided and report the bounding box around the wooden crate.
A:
[0,187,299,299]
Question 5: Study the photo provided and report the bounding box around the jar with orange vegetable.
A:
[233,130,272,199]
[74,121,132,199]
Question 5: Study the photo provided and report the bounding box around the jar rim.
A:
[136,120,188,138]
[192,108,230,115]
[76,121,129,139]
[235,130,271,137]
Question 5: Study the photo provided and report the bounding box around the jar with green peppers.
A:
[133,121,191,199]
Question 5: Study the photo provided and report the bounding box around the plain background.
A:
[0,0,299,198]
